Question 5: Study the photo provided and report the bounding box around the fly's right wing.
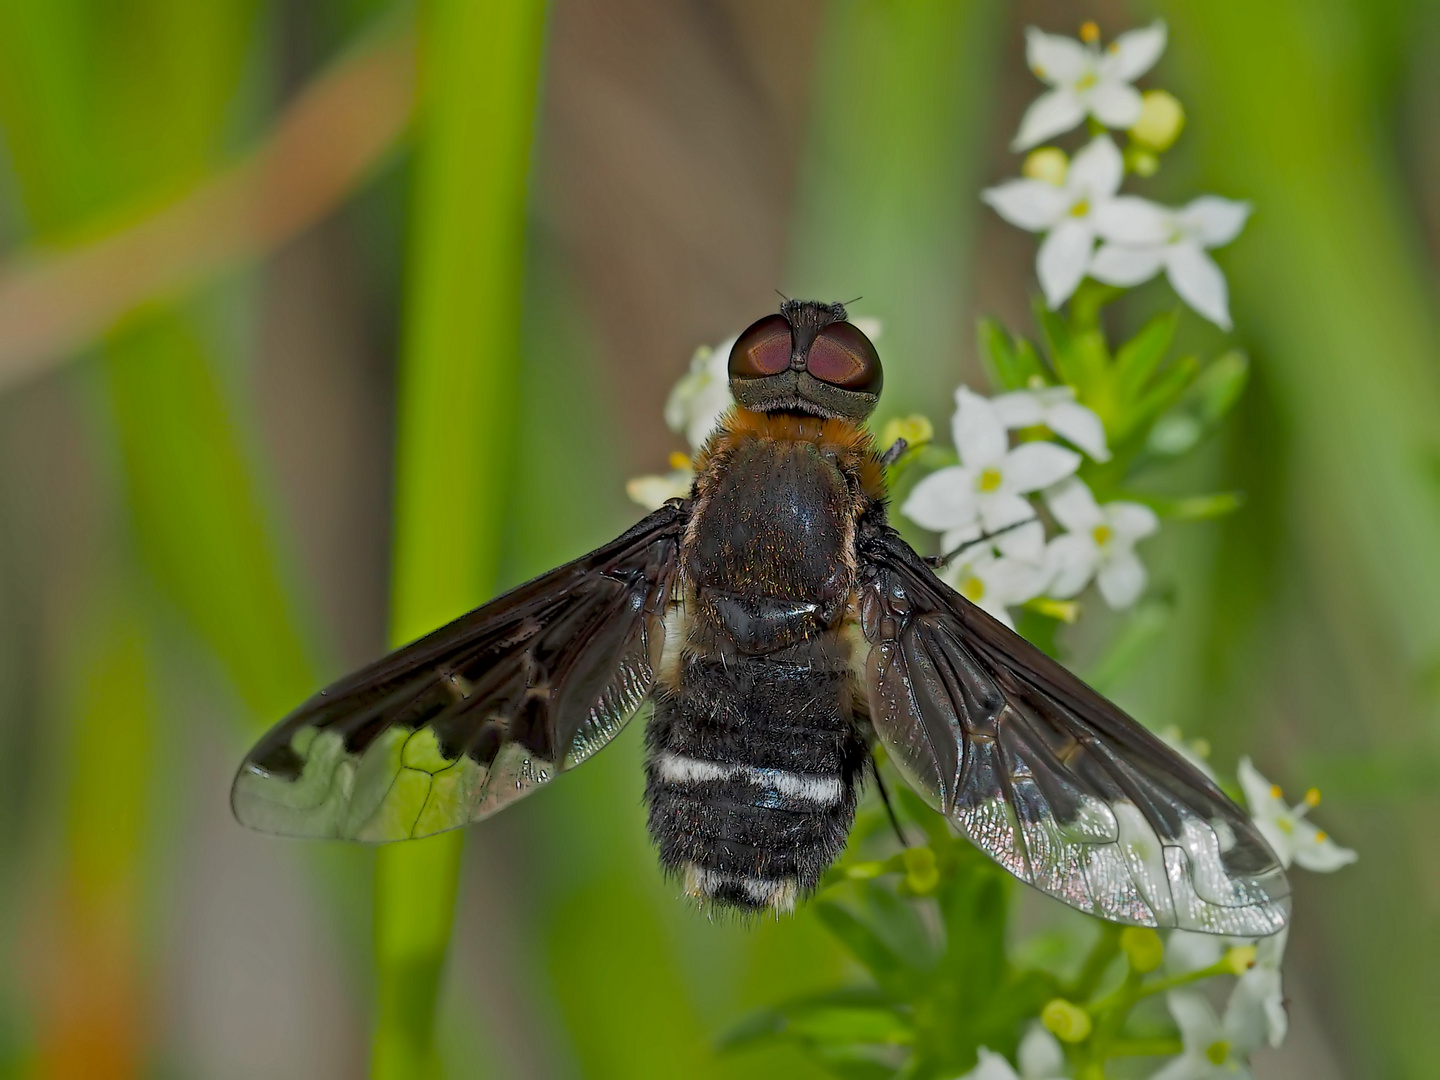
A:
[232,503,688,843]
[856,521,1289,936]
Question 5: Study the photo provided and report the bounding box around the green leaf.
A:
[1113,309,1179,403]
[978,317,1046,390]
[1126,354,1201,441]
[1146,351,1249,457]
[787,1005,914,1045]
[814,900,912,985]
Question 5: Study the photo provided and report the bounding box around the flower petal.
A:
[1165,243,1233,329]
[1102,20,1167,82]
[1165,929,1225,975]
[1227,965,1285,1052]
[1178,195,1251,247]
[1105,499,1159,541]
[1045,476,1102,531]
[982,177,1069,230]
[953,387,1009,467]
[1024,26,1091,84]
[979,491,1038,534]
[1093,195,1172,245]
[1087,79,1143,129]
[1290,823,1359,872]
[957,1045,1022,1080]
[1017,1024,1066,1078]
[1002,441,1082,493]
[995,518,1047,563]
[1044,399,1111,460]
[940,521,984,557]
[1166,989,1222,1052]
[1097,548,1147,608]
[625,470,693,510]
[1066,135,1124,199]
[901,466,979,532]
[1044,532,1099,598]
[1036,219,1095,308]
[982,554,1052,606]
[990,389,1047,428]
[1012,87,1088,151]
[1090,242,1167,287]
[1236,757,1284,818]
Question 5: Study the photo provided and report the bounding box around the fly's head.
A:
[728,299,883,422]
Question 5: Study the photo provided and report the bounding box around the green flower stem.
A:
[1065,923,1122,1001]
[372,1,548,1077]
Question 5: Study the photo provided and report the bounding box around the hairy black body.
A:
[645,424,875,909]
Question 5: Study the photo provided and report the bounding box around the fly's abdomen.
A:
[644,645,866,912]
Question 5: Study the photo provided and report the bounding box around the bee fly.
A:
[234,300,1288,935]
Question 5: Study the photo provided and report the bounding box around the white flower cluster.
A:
[901,386,1155,628]
[958,752,1356,1080]
[984,21,1250,328]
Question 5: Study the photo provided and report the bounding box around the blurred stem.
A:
[372,1,548,1077]
[787,0,1004,427]
[1148,2,1440,1074]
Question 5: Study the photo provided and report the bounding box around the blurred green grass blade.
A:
[787,0,1004,424]
[1144,3,1440,1075]
[389,0,547,644]
[41,600,153,1077]
[103,308,317,717]
[374,1,548,1077]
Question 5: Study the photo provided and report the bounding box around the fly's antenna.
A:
[774,288,792,303]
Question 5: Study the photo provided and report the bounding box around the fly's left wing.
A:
[232,502,688,842]
[855,521,1289,936]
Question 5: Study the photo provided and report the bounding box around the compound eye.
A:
[729,314,793,379]
[807,322,882,394]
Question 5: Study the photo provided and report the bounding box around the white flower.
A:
[1091,196,1251,329]
[1165,928,1288,1052]
[1044,478,1158,608]
[664,335,737,450]
[902,387,1080,548]
[983,136,1126,308]
[1013,21,1167,150]
[940,520,1052,630]
[958,1025,1068,1079]
[1236,758,1357,872]
[626,467,693,510]
[991,385,1111,461]
[1231,928,1288,1049]
[1152,988,1263,1080]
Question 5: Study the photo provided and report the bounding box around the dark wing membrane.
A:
[232,503,688,842]
[856,522,1289,936]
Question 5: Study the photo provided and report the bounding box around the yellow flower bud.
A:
[1022,147,1069,186]
[902,845,940,894]
[1222,944,1257,975]
[1120,926,1164,973]
[880,414,935,451]
[1024,597,1080,624]
[1129,89,1185,151]
[845,861,886,880]
[1041,998,1092,1043]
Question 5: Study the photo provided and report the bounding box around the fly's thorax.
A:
[683,411,882,656]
